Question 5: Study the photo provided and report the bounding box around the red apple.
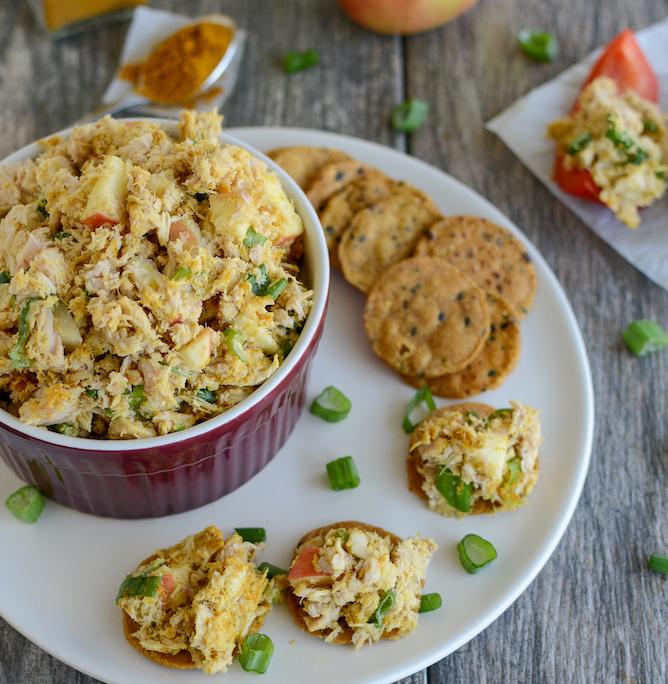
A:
[338,0,477,35]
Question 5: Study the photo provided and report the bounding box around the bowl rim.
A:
[0,118,330,452]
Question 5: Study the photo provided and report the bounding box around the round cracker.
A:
[338,188,442,293]
[285,521,404,646]
[405,294,520,398]
[123,612,195,669]
[266,146,352,190]
[364,257,489,378]
[414,215,537,317]
[306,160,373,210]
[319,170,397,269]
[406,403,496,513]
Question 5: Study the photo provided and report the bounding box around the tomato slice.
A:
[160,572,176,595]
[287,545,329,581]
[554,29,658,201]
[582,28,658,103]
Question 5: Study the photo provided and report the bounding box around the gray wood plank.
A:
[403,1,668,683]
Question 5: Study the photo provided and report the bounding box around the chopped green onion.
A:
[172,266,191,280]
[9,298,37,369]
[627,147,648,165]
[391,98,428,134]
[224,327,248,363]
[126,384,146,411]
[193,192,209,202]
[310,386,352,422]
[239,633,274,674]
[370,590,395,628]
[5,485,45,524]
[282,49,320,74]
[464,410,479,424]
[196,388,217,404]
[418,593,442,613]
[487,408,513,422]
[48,422,79,437]
[503,456,522,487]
[403,387,436,433]
[457,534,497,574]
[326,455,360,490]
[243,227,268,248]
[36,198,48,218]
[115,575,161,602]
[566,132,592,155]
[266,278,288,300]
[335,529,349,541]
[648,554,668,575]
[248,264,269,295]
[623,320,668,357]
[84,388,98,399]
[436,468,473,513]
[0,271,10,284]
[258,562,287,579]
[52,231,71,241]
[282,340,294,358]
[235,527,267,543]
[517,29,558,63]
[643,119,659,134]
[656,170,666,180]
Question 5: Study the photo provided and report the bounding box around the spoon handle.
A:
[76,95,150,124]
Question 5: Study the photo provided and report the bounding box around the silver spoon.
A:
[79,15,239,123]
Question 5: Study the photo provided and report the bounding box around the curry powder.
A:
[121,22,234,104]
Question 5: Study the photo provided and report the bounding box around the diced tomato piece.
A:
[287,545,329,581]
[83,213,118,229]
[553,153,600,202]
[160,573,176,595]
[555,29,658,202]
[582,28,658,104]
[169,220,199,247]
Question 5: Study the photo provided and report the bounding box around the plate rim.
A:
[0,125,595,684]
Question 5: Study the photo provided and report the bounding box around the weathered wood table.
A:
[2,0,668,682]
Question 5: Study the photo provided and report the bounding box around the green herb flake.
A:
[48,422,79,437]
[391,98,428,134]
[126,384,147,412]
[282,49,320,74]
[84,388,98,399]
[243,227,268,248]
[567,132,592,156]
[196,388,217,404]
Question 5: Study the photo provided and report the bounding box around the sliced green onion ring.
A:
[326,455,360,491]
[266,278,288,300]
[648,554,668,575]
[235,527,267,544]
[115,575,161,602]
[391,98,428,133]
[418,592,442,613]
[5,485,45,523]
[258,562,287,579]
[311,386,352,422]
[244,226,268,248]
[567,132,592,155]
[402,387,436,433]
[239,633,274,674]
[457,534,497,574]
[623,320,668,357]
[487,408,513,422]
[224,327,248,363]
[436,468,473,513]
[370,589,395,628]
[517,29,558,63]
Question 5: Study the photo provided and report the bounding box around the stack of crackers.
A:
[268,146,537,399]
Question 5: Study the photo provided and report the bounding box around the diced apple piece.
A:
[83,155,127,228]
[178,329,213,372]
[209,192,259,244]
[169,216,200,247]
[53,300,82,350]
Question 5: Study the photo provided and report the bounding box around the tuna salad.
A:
[408,401,541,516]
[116,525,278,674]
[286,521,437,648]
[547,76,667,228]
[0,112,311,439]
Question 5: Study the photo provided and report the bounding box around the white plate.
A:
[0,128,594,684]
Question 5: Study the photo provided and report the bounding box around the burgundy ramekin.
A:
[0,123,330,519]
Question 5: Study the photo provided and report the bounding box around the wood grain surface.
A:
[1,0,668,682]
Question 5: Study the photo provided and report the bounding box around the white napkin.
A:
[487,18,668,289]
[102,6,246,119]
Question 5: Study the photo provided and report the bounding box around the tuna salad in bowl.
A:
[0,113,329,518]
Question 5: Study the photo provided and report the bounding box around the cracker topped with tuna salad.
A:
[364,256,489,378]
[408,402,541,516]
[116,525,278,674]
[285,521,437,648]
